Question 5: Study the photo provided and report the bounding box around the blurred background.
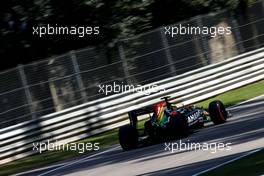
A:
[0,0,258,70]
[1,0,264,127]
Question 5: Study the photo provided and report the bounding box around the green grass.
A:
[201,149,264,176]
[197,80,264,109]
[0,80,264,176]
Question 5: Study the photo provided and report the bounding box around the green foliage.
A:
[191,0,256,10]
[0,0,256,70]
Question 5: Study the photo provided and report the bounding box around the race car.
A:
[118,96,229,150]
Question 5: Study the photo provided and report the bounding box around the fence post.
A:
[18,64,36,119]
[49,78,63,112]
[196,17,210,65]
[70,51,88,102]
[118,43,132,84]
[160,29,176,75]
[230,15,245,54]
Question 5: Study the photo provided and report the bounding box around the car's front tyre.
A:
[209,100,227,125]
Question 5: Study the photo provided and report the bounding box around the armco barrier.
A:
[1,47,264,164]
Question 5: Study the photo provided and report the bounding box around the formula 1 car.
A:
[118,96,229,150]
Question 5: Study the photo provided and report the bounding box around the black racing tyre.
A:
[209,100,227,125]
[168,114,189,138]
[119,124,138,150]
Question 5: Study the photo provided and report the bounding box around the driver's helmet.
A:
[171,103,178,110]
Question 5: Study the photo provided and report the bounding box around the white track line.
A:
[192,148,263,176]
[38,145,120,176]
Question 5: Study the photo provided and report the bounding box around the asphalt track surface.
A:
[16,95,264,176]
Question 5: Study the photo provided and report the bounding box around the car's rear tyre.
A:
[209,100,227,125]
[119,124,138,150]
[168,114,189,138]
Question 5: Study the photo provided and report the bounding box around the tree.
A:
[0,0,256,70]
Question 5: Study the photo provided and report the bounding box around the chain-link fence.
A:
[1,0,264,128]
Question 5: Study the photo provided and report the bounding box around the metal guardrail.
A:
[1,47,264,164]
